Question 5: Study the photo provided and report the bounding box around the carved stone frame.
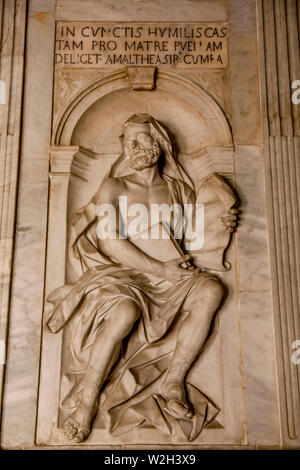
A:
[37,68,242,446]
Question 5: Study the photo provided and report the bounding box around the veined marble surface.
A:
[1,0,298,450]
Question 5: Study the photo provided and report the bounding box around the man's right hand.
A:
[159,255,199,283]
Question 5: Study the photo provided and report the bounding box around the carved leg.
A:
[64,375,99,442]
[64,298,140,442]
[161,277,224,419]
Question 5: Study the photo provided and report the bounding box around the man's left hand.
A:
[221,208,239,232]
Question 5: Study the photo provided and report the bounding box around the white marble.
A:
[56,0,227,22]
[1,0,295,450]
[228,0,262,145]
[234,145,271,292]
[239,291,280,445]
[1,2,56,448]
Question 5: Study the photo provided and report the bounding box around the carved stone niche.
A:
[37,67,243,447]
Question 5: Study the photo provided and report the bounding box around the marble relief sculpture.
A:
[45,113,238,443]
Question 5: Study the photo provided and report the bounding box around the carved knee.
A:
[184,277,224,314]
[202,278,224,302]
[107,299,140,340]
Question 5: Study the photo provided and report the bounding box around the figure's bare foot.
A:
[160,380,193,420]
[64,382,99,442]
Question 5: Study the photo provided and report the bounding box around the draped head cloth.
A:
[109,113,193,189]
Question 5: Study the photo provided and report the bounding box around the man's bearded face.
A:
[124,130,161,171]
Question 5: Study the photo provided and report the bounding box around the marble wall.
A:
[0,0,299,449]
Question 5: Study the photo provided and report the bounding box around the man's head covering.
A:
[109,113,193,188]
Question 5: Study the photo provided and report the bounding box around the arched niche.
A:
[39,69,238,445]
[53,68,232,148]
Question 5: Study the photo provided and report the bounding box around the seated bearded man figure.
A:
[45,114,238,443]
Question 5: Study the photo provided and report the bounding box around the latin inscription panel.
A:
[55,21,228,68]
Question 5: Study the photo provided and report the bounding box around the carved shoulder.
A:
[97,177,124,204]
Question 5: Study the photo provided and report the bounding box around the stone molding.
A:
[0,0,27,425]
[257,0,300,445]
